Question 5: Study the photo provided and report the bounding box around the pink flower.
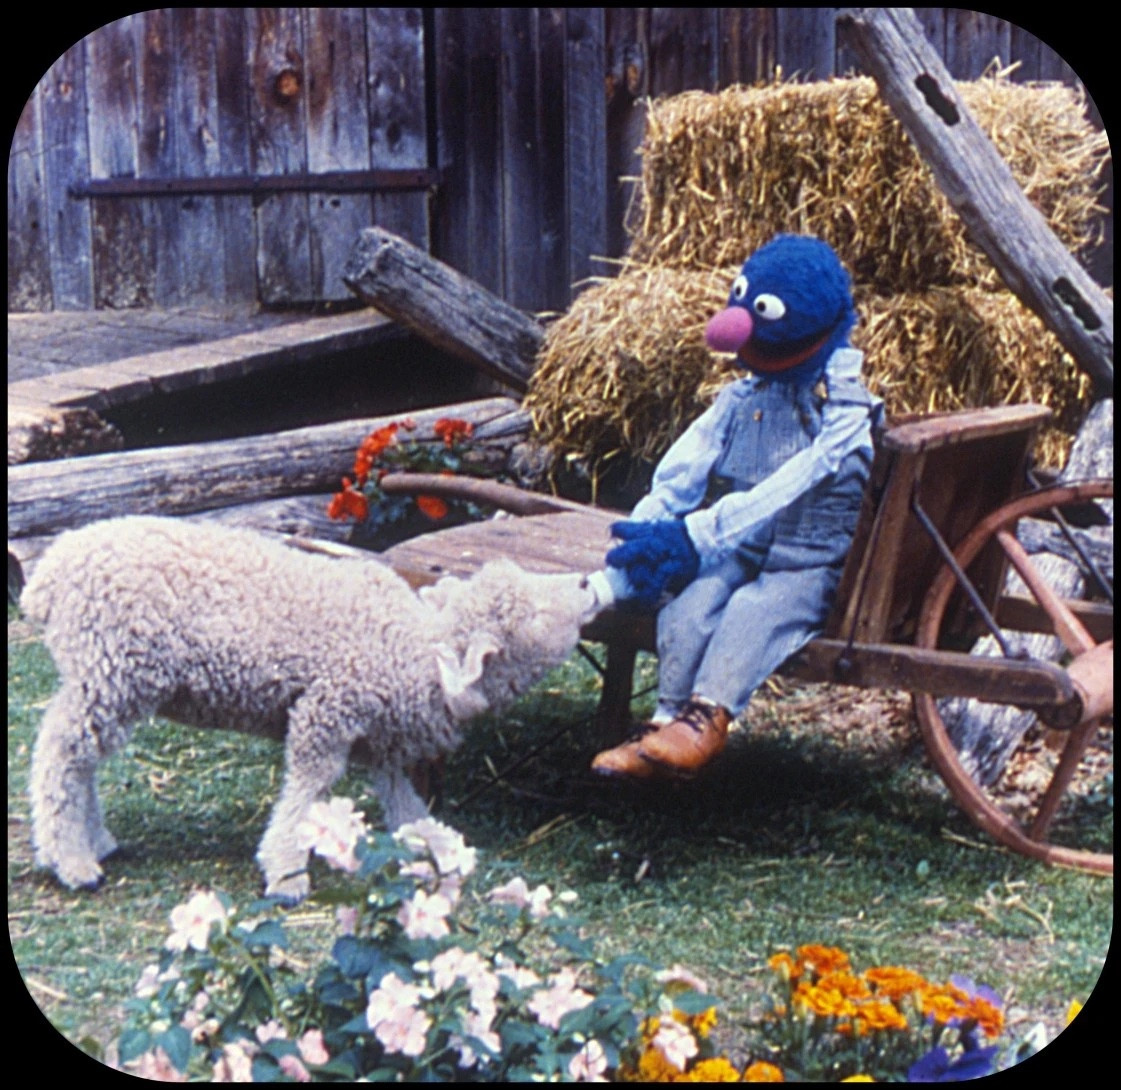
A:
[652,1017,699,1071]
[374,1005,432,1057]
[297,1028,330,1067]
[166,890,228,952]
[335,905,359,935]
[487,875,552,918]
[569,1038,609,1081]
[366,972,424,1029]
[135,962,179,998]
[255,1019,288,1045]
[398,888,452,940]
[126,1046,188,1081]
[296,797,367,872]
[655,964,710,995]
[450,1008,502,1068]
[211,1040,256,1082]
[395,817,476,877]
[528,968,594,1030]
[278,1054,311,1082]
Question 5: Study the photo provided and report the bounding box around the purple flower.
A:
[908,1044,1000,1082]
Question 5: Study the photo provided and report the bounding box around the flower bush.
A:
[114,806,720,1082]
[113,811,1063,1083]
[327,416,489,542]
[753,943,1010,1082]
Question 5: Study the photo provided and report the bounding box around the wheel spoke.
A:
[996,528,1095,656]
[1027,718,1101,841]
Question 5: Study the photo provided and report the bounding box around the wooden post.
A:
[836,7,1113,395]
[7,397,526,539]
[342,227,545,393]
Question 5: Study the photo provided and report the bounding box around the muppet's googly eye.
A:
[731,275,749,302]
[752,293,786,320]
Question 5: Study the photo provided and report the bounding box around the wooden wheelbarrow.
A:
[374,403,1113,874]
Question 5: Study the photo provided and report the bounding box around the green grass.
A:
[8,607,1112,1068]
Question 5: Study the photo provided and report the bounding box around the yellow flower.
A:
[683,1057,744,1082]
[687,1006,719,1038]
[1066,999,1083,1025]
[636,1044,682,1082]
[841,1076,876,1082]
[744,1060,785,1082]
[852,998,909,1034]
[793,981,857,1020]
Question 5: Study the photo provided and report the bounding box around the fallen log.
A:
[7,398,528,539]
[837,7,1113,394]
[343,227,544,394]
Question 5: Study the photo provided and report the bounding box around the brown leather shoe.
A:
[637,696,731,775]
[591,724,669,781]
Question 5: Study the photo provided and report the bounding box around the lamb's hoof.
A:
[264,872,309,905]
[54,859,105,891]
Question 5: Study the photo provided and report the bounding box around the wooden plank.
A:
[500,8,545,310]
[305,7,372,301]
[212,8,257,304]
[604,8,646,261]
[366,7,430,252]
[718,8,778,84]
[431,7,470,280]
[775,7,837,80]
[466,8,503,295]
[537,9,569,307]
[169,8,227,306]
[135,9,183,307]
[37,40,95,309]
[837,8,1113,395]
[8,81,53,310]
[564,8,607,295]
[647,8,719,95]
[8,397,525,538]
[246,8,312,303]
[783,638,1075,709]
[343,227,544,391]
[87,16,153,308]
[944,9,1011,79]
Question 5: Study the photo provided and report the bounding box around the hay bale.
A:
[853,286,1094,469]
[525,264,736,472]
[627,74,1109,295]
[527,267,1093,475]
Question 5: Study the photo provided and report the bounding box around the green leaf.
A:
[117,1028,152,1065]
[154,1024,193,1072]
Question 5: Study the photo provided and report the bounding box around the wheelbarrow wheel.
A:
[913,479,1113,874]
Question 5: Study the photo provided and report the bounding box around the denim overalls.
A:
[639,349,880,719]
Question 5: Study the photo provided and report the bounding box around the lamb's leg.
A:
[29,685,120,888]
[256,695,352,902]
[371,766,431,830]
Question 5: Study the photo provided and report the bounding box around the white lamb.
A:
[21,515,607,901]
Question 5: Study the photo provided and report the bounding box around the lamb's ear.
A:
[434,631,501,720]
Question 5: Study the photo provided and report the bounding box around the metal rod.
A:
[1027,469,1113,605]
[910,493,1018,658]
[69,168,440,199]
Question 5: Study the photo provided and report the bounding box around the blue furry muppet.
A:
[588,234,882,780]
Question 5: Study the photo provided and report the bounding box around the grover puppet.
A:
[588,235,882,780]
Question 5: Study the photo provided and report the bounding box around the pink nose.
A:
[705,307,754,353]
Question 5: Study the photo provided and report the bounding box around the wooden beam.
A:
[342,227,544,393]
[836,8,1113,395]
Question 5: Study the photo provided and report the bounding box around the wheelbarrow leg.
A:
[596,641,638,741]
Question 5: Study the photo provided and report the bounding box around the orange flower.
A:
[793,981,857,1020]
[957,994,1005,1038]
[354,423,400,484]
[816,971,871,1001]
[863,966,929,1001]
[327,478,370,522]
[768,951,801,981]
[795,945,851,977]
[416,495,449,521]
[744,1060,785,1082]
[685,1057,745,1082]
[918,983,969,1025]
[434,417,473,447]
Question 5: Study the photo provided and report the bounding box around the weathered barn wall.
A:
[8,8,1107,315]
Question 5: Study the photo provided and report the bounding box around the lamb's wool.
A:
[22,516,602,901]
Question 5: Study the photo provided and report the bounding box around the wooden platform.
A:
[8,306,396,415]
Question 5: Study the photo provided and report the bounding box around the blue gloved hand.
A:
[606,519,700,609]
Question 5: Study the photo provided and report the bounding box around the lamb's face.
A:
[423,561,605,719]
